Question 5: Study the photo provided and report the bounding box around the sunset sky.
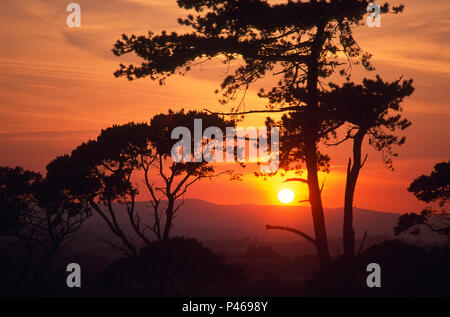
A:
[0,0,449,213]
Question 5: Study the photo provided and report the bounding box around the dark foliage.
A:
[408,161,449,206]
[99,237,243,296]
[308,240,450,296]
[395,161,449,239]
[0,166,91,294]
[45,110,237,256]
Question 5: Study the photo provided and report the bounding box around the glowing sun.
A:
[277,188,295,204]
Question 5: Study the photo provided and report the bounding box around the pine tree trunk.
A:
[343,130,365,262]
[303,21,331,269]
[305,144,331,268]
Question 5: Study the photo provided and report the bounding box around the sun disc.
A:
[278,188,295,204]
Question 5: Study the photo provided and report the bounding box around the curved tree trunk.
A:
[303,21,331,269]
[343,129,366,262]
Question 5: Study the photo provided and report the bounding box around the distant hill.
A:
[65,199,440,272]
[72,199,400,254]
[168,199,400,240]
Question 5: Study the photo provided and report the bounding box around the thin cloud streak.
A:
[0,0,448,210]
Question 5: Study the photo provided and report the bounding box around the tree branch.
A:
[319,176,327,194]
[283,178,308,184]
[204,106,301,116]
[266,225,316,246]
[360,153,368,169]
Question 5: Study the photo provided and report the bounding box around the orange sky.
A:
[0,0,449,213]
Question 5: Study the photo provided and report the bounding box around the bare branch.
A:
[103,239,133,257]
[360,153,368,169]
[325,127,357,146]
[319,176,327,194]
[266,225,316,246]
[204,106,301,116]
[283,178,308,184]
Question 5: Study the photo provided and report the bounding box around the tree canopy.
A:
[46,110,236,255]
[395,161,450,239]
[111,0,405,269]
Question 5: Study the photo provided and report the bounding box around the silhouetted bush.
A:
[307,240,450,296]
[99,237,243,296]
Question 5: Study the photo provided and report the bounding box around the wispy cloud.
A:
[0,0,448,210]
